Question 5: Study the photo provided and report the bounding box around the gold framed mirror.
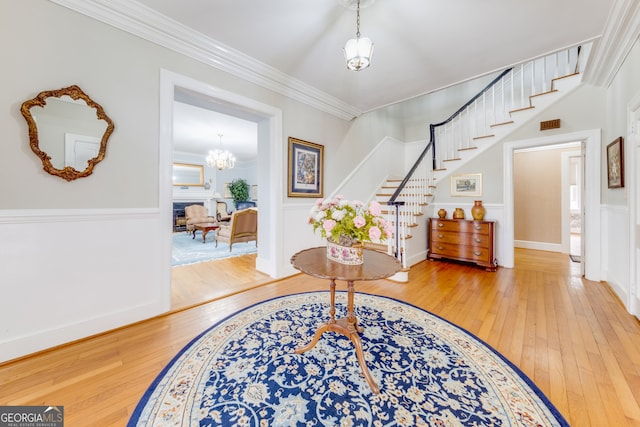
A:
[172,163,204,186]
[20,85,115,182]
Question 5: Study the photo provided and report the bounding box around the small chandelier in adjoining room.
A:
[343,0,374,71]
[205,133,236,171]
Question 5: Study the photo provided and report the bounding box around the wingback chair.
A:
[184,204,216,233]
[216,201,232,223]
[215,208,257,251]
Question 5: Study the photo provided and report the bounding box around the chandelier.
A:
[343,0,374,71]
[205,133,236,171]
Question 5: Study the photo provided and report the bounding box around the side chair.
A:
[215,208,257,251]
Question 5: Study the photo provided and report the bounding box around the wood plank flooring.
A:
[1,249,640,426]
[170,253,274,311]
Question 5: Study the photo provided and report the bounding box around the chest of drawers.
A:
[428,218,497,271]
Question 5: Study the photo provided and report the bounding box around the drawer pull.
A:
[438,234,444,238]
[474,251,482,256]
[438,223,444,227]
[437,246,445,250]
[474,238,482,243]
[474,225,482,230]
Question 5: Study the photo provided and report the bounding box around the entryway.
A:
[159,69,284,311]
[503,129,601,281]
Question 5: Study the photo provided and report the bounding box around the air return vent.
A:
[540,119,560,131]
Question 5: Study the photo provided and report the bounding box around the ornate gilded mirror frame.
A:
[20,85,115,182]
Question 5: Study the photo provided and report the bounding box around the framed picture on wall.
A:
[287,137,324,198]
[223,182,232,198]
[606,136,624,188]
[450,173,482,197]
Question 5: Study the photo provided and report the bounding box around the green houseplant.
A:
[227,178,250,208]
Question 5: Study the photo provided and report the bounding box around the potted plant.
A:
[227,178,250,208]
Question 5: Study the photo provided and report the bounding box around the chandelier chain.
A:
[356,0,361,38]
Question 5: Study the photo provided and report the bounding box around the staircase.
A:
[377,43,589,281]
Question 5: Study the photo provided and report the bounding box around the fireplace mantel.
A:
[172,189,214,202]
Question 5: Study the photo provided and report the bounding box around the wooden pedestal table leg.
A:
[296,319,380,394]
[295,280,337,354]
[346,325,380,394]
[345,280,378,393]
[296,279,380,394]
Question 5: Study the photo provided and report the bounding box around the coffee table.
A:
[192,222,219,243]
[290,246,402,394]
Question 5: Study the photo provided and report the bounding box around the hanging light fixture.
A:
[343,0,374,71]
[205,133,236,171]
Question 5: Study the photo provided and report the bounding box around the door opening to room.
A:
[568,152,583,265]
[513,141,584,274]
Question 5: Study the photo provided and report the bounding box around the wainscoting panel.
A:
[0,208,167,363]
[602,204,630,311]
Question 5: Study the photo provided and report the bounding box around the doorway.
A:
[512,143,582,267]
[159,69,284,311]
[503,129,601,281]
[566,151,584,267]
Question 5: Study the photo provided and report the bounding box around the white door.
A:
[64,133,100,170]
[634,120,640,317]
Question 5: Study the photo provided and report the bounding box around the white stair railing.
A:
[383,43,589,272]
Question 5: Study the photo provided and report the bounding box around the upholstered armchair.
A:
[215,208,258,251]
[184,204,216,232]
[216,201,232,223]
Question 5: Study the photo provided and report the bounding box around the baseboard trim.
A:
[514,240,563,253]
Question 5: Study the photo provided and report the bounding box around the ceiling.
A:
[137,0,615,159]
[173,87,259,161]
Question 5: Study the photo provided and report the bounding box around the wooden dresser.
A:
[428,218,498,271]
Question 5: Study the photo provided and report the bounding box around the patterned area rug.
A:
[172,232,257,266]
[128,292,568,426]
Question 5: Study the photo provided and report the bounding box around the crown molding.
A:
[582,0,640,88]
[48,0,362,120]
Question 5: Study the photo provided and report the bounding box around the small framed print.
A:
[450,173,482,197]
[606,137,624,189]
[223,182,232,199]
[287,137,324,198]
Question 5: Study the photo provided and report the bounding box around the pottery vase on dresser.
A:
[471,200,486,220]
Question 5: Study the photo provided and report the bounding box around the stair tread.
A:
[472,134,495,140]
[509,105,535,114]
[552,72,579,84]
[530,88,558,99]
[490,120,514,128]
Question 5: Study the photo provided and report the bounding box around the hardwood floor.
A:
[2,249,640,426]
[170,253,274,311]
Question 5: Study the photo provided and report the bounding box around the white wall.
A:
[600,37,640,313]
[0,0,400,362]
[2,0,637,363]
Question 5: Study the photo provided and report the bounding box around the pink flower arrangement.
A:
[308,195,393,245]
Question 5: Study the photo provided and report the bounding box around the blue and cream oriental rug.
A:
[128,292,569,426]
[172,232,257,266]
